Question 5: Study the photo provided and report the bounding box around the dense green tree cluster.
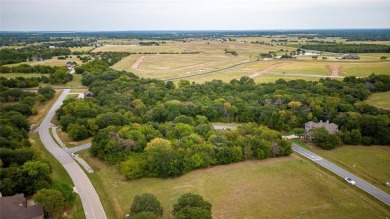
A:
[0,46,71,65]
[301,43,390,53]
[172,193,212,219]
[90,121,289,178]
[0,64,62,74]
[94,52,130,66]
[0,84,65,199]
[0,76,41,88]
[130,193,163,218]
[56,61,390,178]
[49,68,73,84]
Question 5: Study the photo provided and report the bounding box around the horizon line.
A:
[1,28,390,33]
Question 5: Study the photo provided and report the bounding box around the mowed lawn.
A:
[340,61,390,77]
[78,151,390,219]
[364,91,390,109]
[293,140,390,194]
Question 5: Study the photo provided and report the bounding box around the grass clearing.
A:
[364,91,390,109]
[78,150,390,219]
[269,60,333,75]
[5,56,82,67]
[340,61,390,76]
[292,139,390,194]
[69,46,95,52]
[56,127,92,148]
[30,133,85,219]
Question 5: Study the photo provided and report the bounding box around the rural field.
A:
[364,91,390,109]
[292,139,390,194]
[103,39,390,83]
[77,150,390,219]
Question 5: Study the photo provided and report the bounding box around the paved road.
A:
[292,144,390,206]
[65,143,92,155]
[38,89,107,219]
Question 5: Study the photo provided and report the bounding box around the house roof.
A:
[306,120,338,134]
[0,194,44,219]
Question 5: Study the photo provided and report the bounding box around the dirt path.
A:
[249,62,286,79]
[131,56,145,70]
[329,64,341,76]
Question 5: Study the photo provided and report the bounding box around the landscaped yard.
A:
[78,150,390,219]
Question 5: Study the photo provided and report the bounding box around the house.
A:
[304,120,339,141]
[84,91,93,98]
[260,53,273,58]
[66,61,76,69]
[49,45,56,49]
[342,55,360,59]
[0,193,44,219]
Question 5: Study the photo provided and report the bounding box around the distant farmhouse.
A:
[305,120,339,141]
[49,45,56,49]
[342,54,360,60]
[66,61,76,69]
[0,193,44,219]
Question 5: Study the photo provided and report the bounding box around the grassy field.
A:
[340,61,390,77]
[5,56,82,67]
[105,39,389,83]
[78,150,390,219]
[69,46,95,52]
[292,139,390,194]
[364,91,390,110]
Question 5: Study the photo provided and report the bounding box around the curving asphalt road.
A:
[292,143,390,206]
[38,89,107,219]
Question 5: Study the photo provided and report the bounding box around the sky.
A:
[1,0,390,31]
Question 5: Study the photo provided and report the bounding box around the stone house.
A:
[304,120,339,141]
[0,193,44,219]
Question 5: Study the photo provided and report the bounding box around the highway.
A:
[292,144,390,206]
[38,89,107,219]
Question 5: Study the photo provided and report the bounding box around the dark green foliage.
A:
[172,193,212,219]
[175,207,212,219]
[301,43,390,53]
[49,68,73,84]
[311,127,342,150]
[51,183,76,207]
[0,148,35,167]
[38,86,55,100]
[33,189,65,214]
[131,211,158,219]
[130,193,163,217]
[0,64,60,74]
[0,46,71,65]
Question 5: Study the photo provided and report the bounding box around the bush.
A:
[130,193,163,217]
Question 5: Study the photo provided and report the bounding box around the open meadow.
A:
[292,139,390,194]
[104,39,390,83]
[364,91,390,109]
[78,150,390,219]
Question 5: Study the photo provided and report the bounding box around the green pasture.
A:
[78,150,390,219]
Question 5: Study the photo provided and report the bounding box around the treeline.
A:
[0,64,62,74]
[301,43,390,53]
[0,84,76,215]
[139,41,160,46]
[55,60,390,179]
[0,76,42,88]
[0,46,71,65]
